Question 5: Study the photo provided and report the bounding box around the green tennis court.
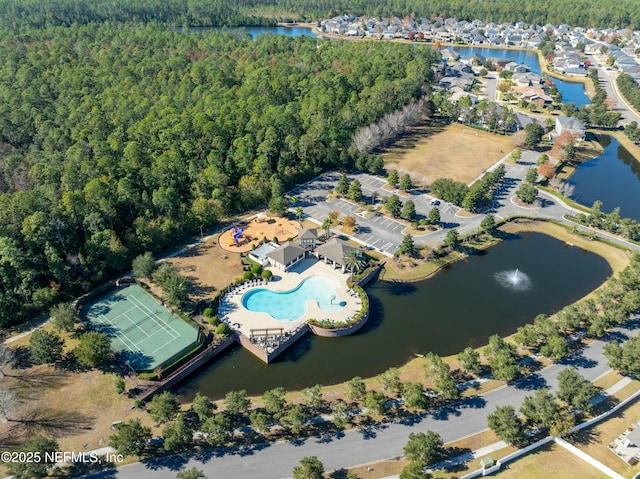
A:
[81,284,199,371]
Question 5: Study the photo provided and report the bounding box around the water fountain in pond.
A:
[494,268,532,292]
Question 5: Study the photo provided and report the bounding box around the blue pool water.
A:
[242,276,346,321]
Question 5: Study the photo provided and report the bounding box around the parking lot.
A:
[289,171,486,256]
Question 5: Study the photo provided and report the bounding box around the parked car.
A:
[430,199,441,206]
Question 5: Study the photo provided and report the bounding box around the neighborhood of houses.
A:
[319,14,640,84]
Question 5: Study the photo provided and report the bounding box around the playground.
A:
[81,284,200,371]
[218,214,300,253]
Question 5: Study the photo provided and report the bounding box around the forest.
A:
[1,0,640,29]
[0,23,438,328]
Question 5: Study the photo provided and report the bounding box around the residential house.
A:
[554,116,586,140]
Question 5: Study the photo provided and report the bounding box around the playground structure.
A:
[218,215,300,253]
[229,225,245,247]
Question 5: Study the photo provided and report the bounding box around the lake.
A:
[176,232,611,400]
[569,134,640,220]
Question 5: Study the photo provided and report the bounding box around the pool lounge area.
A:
[217,258,363,338]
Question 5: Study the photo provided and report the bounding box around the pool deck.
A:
[218,258,362,338]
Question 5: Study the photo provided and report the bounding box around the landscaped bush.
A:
[208,316,220,326]
[203,307,214,317]
[243,271,253,280]
[216,323,231,335]
[261,269,273,281]
[251,264,263,275]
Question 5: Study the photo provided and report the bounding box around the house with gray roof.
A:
[298,228,318,249]
[554,116,586,141]
[315,238,360,273]
[266,242,306,272]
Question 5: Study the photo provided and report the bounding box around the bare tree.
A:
[0,344,15,378]
[0,387,18,423]
[352,100,423,152]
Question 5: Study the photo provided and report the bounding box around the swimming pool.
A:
[242,276,346,321]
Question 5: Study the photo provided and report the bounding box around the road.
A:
[87,318,640,479]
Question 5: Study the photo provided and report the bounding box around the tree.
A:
[132,251,156,279]
[425,353,459,401]
[364,390,388,415]
[457,347,482,375]
[401,200,416,221]
[0,387,18,422]
[385,195,402,217]
[330,400,350,429]
[400,461,430,479]
[428,207,440,225]
[515,183,538,204]
[538,160,557,179]
[262,387,287,417]
[378,367,400,395]
[225,389,250,416]
[524,123,545,148]
[0,344,16,377]
[480,215,497,235]
[163,413,193,451]
[109,419,151,457]
[443,229,460,249]
[192,392,216,423]
[295,206,304,224]
[484,335,520,382]
[342,214,356,232]
[249,410,271,433]
[487,405,526,446]
[557,368,600,412]
[403,431,445,467]
[322,218,332,239]
[398,234,417,257]
[387,170,399,187]
[176,468,206,479]
[345,376,366,402]
[201,414,232,446]
[149,391,180,425]
[7,436,58,479]
[401,381,429,410]
[399,173,413,191]
[336,174,349,195]
[519,389,562,429]
[74,331,111,367]
[281,404,311,433]
[293,456,324,479]
[347,179,363,202]
[301,384,323,410]
[29,329,64,364]
[525,168,538,184]
[604,336,640,376]
[50,302,78,332]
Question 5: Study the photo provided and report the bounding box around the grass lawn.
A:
[570,394,640,478]
[382,122,515,186]
[490,442,608,479]
[166,233,245,301]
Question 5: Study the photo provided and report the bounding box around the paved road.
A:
[87,318,640,479]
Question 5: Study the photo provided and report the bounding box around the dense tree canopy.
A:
[0,24,438,328]
[0,0,638,29]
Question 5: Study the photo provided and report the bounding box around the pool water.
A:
[242,276,346,321]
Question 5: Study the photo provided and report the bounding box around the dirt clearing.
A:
[383,122,516,186]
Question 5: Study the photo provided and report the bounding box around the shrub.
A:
[208,316,220,326]
[216,323,231,335]
[243,271,253,280]
[203,307,214,317]
[261,269,273,281]
[251,264,263,275]
[273,237,279,244]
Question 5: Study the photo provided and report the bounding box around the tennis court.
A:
[81,284,200,371]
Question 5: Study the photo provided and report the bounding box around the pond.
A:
[569,134,640,221]
[176,232,611,400]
